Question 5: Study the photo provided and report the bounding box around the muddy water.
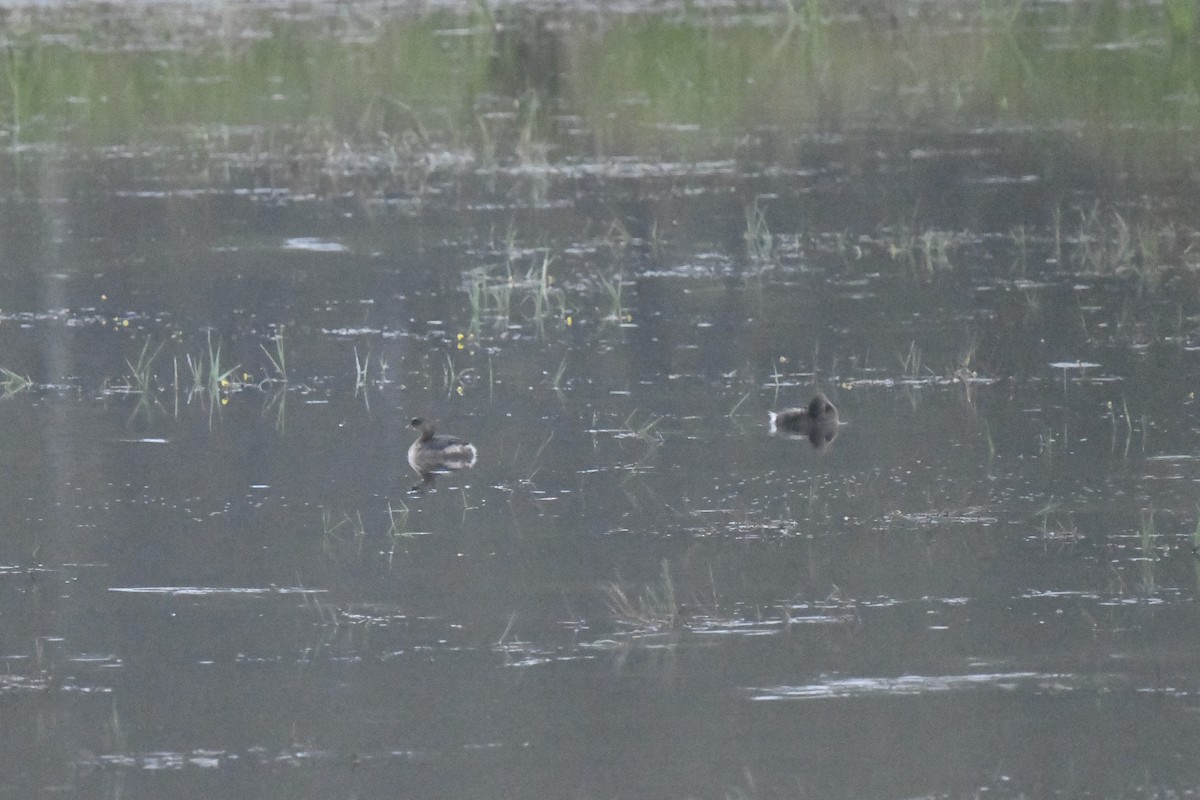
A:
[3,3,1200,799]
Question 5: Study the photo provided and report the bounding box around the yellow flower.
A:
[221,397,229,405]
[457,342,464,350]
[220,378,230,388]
[121,319,129,327]
[456,385,464,396]
[457,332,464,341]
[566,315,573,327]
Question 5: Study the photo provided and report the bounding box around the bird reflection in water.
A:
[407,418,478,492]
[768,392,840,450]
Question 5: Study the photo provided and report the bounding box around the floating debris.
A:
[749,672,1082,701]
[283,237,348,253]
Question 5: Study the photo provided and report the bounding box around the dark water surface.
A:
[3,3,1200,799]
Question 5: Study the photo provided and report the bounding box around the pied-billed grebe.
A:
[408,418,477,470]
[769,392,840,449]
[407,418,477,491]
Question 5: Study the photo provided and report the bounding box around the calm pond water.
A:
[3,2,1200,798]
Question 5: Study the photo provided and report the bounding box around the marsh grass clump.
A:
[463,250,566,332]
[100,332,284,421]
[126,338,165,397]
[124,338,166,417]
[184,331,241,403]
[918,230,956,272]
[885,225,960,277]
[203,333,240,397]
[1130,219,1179,292]
[604,560,682,633]
[1074,205,1182,290]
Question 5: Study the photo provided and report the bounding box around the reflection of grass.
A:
[551,357,567,394]
[619,410,664,444]
[353,347,370,396]
[743,200,773,265]
[384,500,411,564]
[300,587,341,628]
[599,273,628,324]
[443,354,474,398]
[105,699,127,754]
[264,386,287,432]
[385,500,410,537]
[260,330,287,384]
[898,341,924,379]
[322,508,367,559]
[1137,511,1158,596]
[1191,513,1200,590]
